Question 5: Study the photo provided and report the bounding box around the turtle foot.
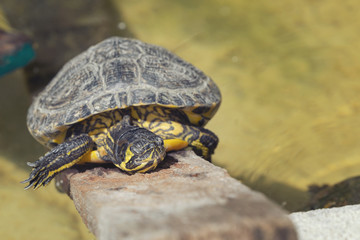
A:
[22,135,93,190]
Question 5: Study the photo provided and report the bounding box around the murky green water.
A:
[117,0,360,210]
[2,0,360,238]
[0,73,95,239]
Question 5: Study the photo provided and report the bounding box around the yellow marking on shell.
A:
[129,105,172,124]
[112,110,122,121]
[183,105,218,126]
[88,128,107,137]
[138,119,188,140]
[185,112,203,125]
[87,115,113,137]
[139,106,148,115]
[156,106,166,116]
[91,114,113,127]
[182,104,219,126]
[130,107,141,119]
[51,131,67,145]
[170,122,187,136]
[164,139,188,152]
[137,117,169,133]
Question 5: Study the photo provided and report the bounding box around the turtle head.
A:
[111,126,166,173]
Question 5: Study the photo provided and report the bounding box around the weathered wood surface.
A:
[56,150,297,240]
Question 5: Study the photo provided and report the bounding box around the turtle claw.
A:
[21,178,37,190]
[21,164,53,190]
[22,135,93,190]
[22,181,33,190]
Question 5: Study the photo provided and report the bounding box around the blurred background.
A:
[1,0,360,239]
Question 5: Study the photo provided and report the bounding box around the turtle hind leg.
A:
[22,134,94,190]
[161,124,218,161]
[136,119,219,161]
[188,126,218,161]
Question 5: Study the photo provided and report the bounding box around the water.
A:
[0,73,94,239]
[117,0,360,210]
[2,0,360,238]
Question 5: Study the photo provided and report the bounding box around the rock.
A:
[303,176,360,210]
[56,150,297,240]
[290,204,360,240]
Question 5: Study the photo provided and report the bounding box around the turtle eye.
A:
[131,141,143,155]
[130,145,139,155]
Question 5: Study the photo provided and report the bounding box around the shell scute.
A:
[130,88,157,105]
[65,104,92,125]
[92,94,117,113]
[103,58,139,89]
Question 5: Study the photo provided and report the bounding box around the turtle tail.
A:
[22,135,93,190]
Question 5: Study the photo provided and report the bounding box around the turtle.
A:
[22,37,221,189]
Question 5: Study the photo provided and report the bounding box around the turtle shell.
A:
[27,37,221,146]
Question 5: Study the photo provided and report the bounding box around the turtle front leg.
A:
[135,120,219,161]
[22,135,94,189]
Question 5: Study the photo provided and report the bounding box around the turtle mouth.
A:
[126,143,166,173]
